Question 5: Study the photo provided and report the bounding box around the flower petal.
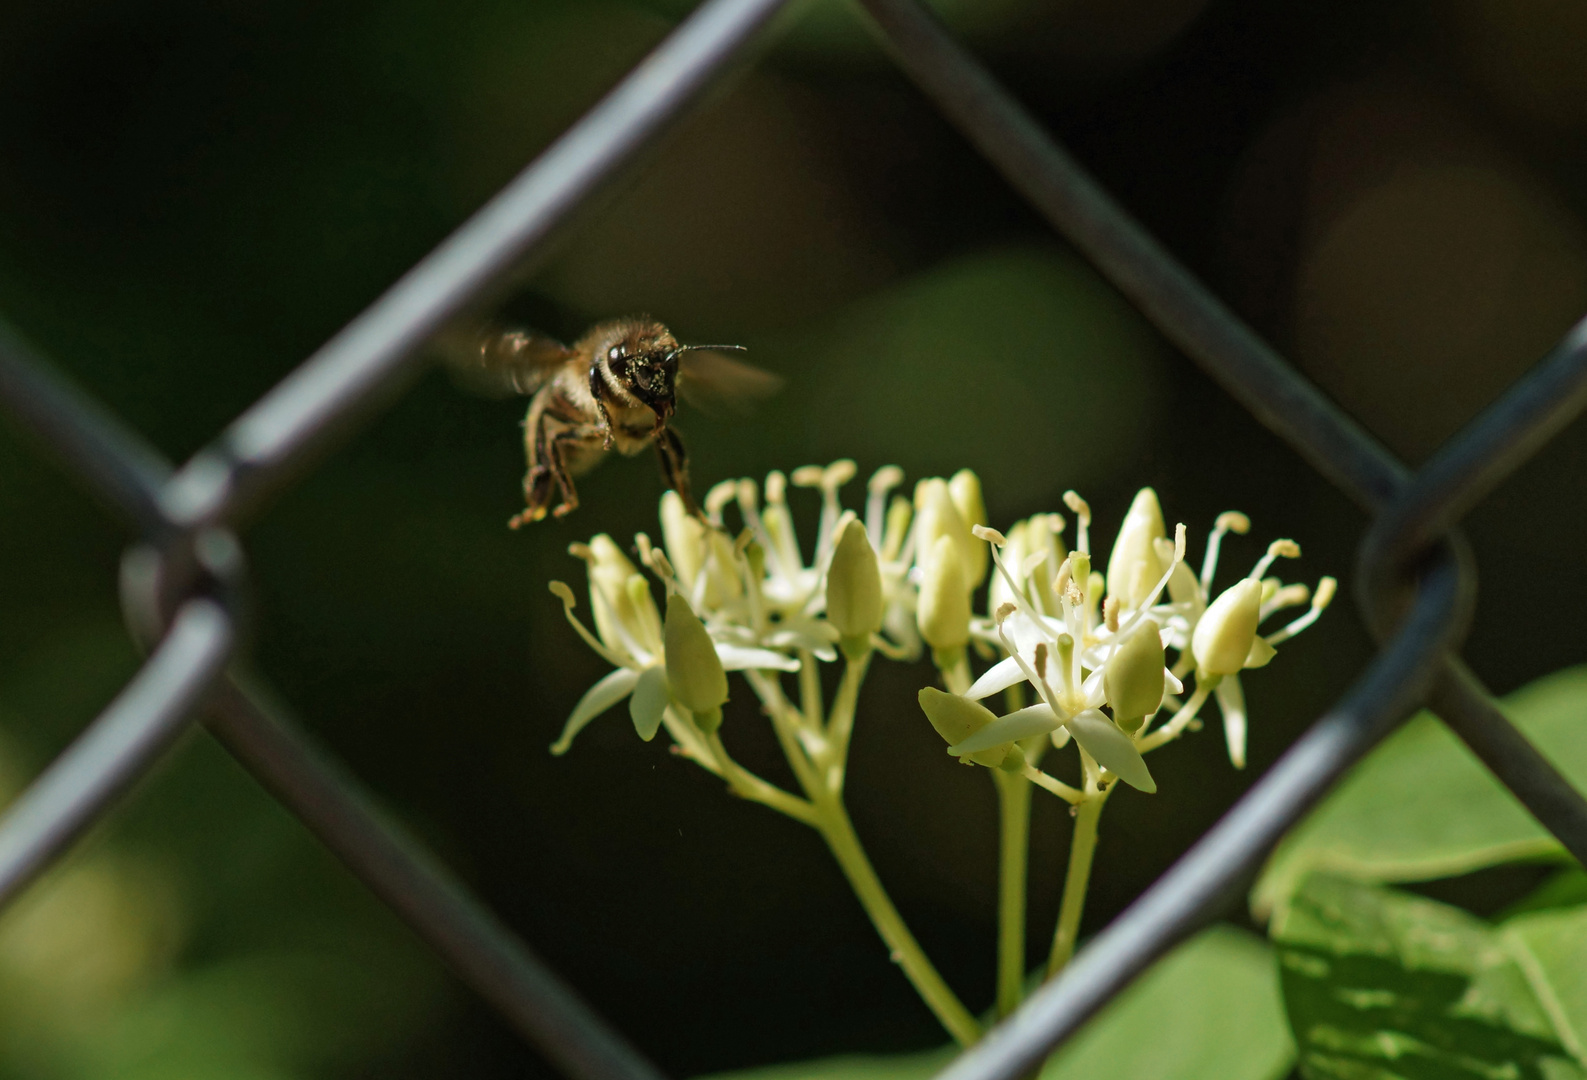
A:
[550,667,640,755]
[965,655,1025,700]
[630,665,671,741]
[715,644,800,672]
[948,703,1062,755]
[1215,674,1248,769]
[1067,709,1157,793]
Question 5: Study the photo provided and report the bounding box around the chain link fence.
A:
[1,0,1586,1078]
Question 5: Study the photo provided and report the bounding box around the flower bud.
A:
[917,535,970,650]
[1192,578,1263,676]
[827,514,883,654]
[948,469,989,587]
[1105,620,1166,733]
[664,593,728,733]
[1106,488,1165,610]
[915,479,973,576]
[660,492,706,589]
[917,687,1013,767]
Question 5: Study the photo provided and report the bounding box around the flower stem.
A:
[813,789,983,1046]
[702,728,819,826]
[822,651,871,790]
[992,768,1031,1018]
[1047,792,1104,978]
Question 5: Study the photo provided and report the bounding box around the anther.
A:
[1054,558,1073,597]
[791,465,824,487]
[1034,642,1049,680]
[1215,511,1251,534]
[973,524,1007,546]
[823,459,857,488]
[995,601,1017,624]
[1104,596,1120,632]
[868,465,905,494]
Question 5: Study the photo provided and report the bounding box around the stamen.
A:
[995,602,1017,624]
[867,465,905,547]
[1062,491,1091,554]
[1266,576,1337,644]
[986,528,1053,634]
[972,524,1007,546]
[1054,557,1073,598]
[1104,596,1120,632]
[996,622,1062,718]
[1200,510,1250,594]
[735,478,759,515]
[548,581,628,668]
[1249,538,1301,581]
[1113,524,1188,640]
[705,480,737,526]
[765,470,788,505]
[1034,642,1048,680]
[790,465,824,487]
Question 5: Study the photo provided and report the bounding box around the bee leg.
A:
[654,427,702,519]
[512,414,582,528]
[511,463,560,529]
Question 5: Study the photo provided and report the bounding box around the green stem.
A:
[702,729,818,826]
[1047,793,1104,978]
[798,647,824,730]
[992,768,1031,1018]
[822,651,871,789]
[814,790,983,1046]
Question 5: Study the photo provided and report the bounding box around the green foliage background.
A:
[0,0,1585,1076]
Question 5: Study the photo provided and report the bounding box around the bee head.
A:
[602,325,681,417]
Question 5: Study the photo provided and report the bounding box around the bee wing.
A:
[677,350,784,415]
[438,325,576,398]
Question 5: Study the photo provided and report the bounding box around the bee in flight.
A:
[456,317,780,528]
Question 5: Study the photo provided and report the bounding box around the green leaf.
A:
[1504,904,1587,1063]
[698,926,1293,1080]
[1254,666,1587,918]
[1272,872,1583,1080]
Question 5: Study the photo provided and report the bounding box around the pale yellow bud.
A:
[914,479,973,574]
[1192,578,1263,676]
[660,491,707,589]
[664,593,728,732]
[1105,620,1166,732]
[1106,487,1166,609]
[827,514,883,649]
[917,534,970,650]
[917,687,1018,768]
[949,469,989,587]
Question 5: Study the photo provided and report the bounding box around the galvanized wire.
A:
[0,0,1583,1077]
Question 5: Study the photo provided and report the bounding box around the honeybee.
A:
[457,317,780,528]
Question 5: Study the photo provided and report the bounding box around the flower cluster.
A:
[548,463,1332,794]
[544,460,1335,1042]
[917,487,1335,801]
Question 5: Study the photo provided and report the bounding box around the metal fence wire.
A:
[1,0,1586,1078]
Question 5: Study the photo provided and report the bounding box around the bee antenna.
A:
[673,344,748,356]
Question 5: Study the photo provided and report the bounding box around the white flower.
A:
[933,489,1334,780]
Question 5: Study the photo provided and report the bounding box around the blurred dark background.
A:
[0,0,1583,1076]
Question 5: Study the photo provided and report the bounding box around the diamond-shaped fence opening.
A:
[1,0,1586,1078]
